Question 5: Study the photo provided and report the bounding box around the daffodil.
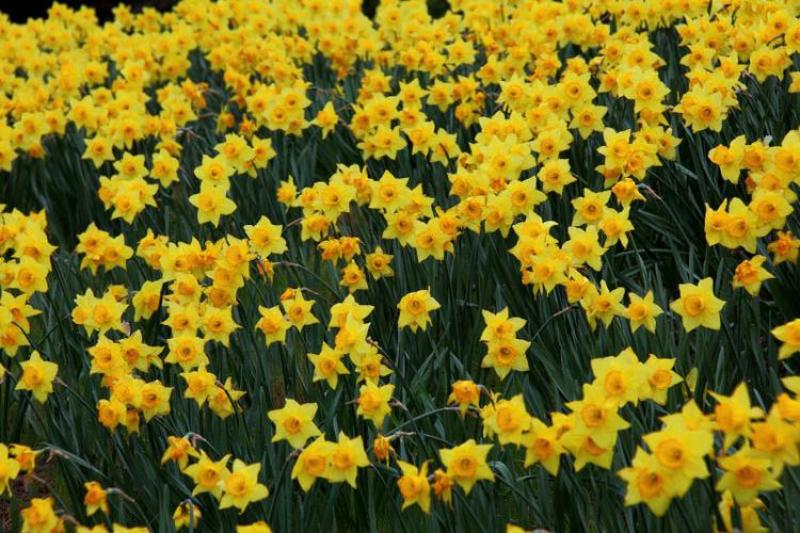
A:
[268,399,321,449]
[356,383,394,427]
[397,289,440,332]
[397,461,431,513]
[219,460,269,512]
[772,318,800,360]
[716,446,781,506]
[291,437,334,492]
[669,277,725,332]
[327,433,370,488]
[439,439,494,495]
[16,351,58,403]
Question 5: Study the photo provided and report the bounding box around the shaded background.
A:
[1,0,449,22]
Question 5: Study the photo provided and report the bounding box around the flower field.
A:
[2,0,800,530]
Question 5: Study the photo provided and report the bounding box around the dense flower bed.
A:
[1,0,800,531]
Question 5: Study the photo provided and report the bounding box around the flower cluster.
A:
[0,0,800,531]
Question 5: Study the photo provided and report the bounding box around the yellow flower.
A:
[716,446,781,506]
[0,443,21,495]
[611,178,645,206]
[383,210,421,245]
[361,432,388,468]
[563,226,605,271]
[165,335,208,371]
[108,526,148,533]
[480,308,525,344]
[721,198,758,253]
[282,292,319,330]
[598,128,631,170]
[432,468,453,506]
[219,460,269,512]
[448,380,480,415]
[188,183,237,227]
[8,444,35,474]
[327,432,370,488]
[732,255,773,296]
[771,318,800,360]
[268,399,321,449]
[333,314,371,356]
[590,347,645,406]
[569,103,606,139]
[661,400,715,436]
[565,384,630,450]
[21,497,60,533]
[201,306,239,347]
[767,231,799,265]
[750,408,800,475]
[523,418,564,476]
[599,207,634,248]
[618,448,673,516]
[582,280,625,330]
[397,289,440,332]
[571,190,610,227]
[365,247,394,279]
[711,383,765,448]
[0,291,40,334]
[314,101,339,138]
[120,331,162,372]
[244,216,287,257]
[72,288,128,335]
[708,135,745,183]
[481,394,531,446]
[276,177,297,206]
[481,337,531,380]
[520,246,568,295]
[349,348,392,384]
[173,502,202,530]
[717,490,767,533]
[397,461,431,513]
[642,427,710,497]
[625,291,663,333]
[669,277,725,332]
[750,190,793,235]
[194,154,234,186]
[339,261,368,293]
[291,437,334,492]
[16,351,58,403]
[83,136,114,168]
[439,439,494,495]
[704,201,729,247]
[114,152,147,180]
[184,451,231,499]
[208,377,245,419]
[356,382,394,427]
[308,343,349,390]
[538,158,575,195]
[215,134,254,174]
[638,355,682,405]
[87,336,127,380]
[505,178,545,215]
[676,90,725,132]
[151,149,180,188]
[139,380,173,421]
[255,305,290,347]
[161,436,197,470]
[83,481,109,516]
[236,521,272,533]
